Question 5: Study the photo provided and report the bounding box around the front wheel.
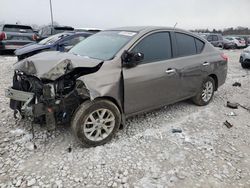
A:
[192,77,215,106]
[71,99,121,147]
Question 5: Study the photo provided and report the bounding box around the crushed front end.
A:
[5,52,103,129]
[6,70,89,129]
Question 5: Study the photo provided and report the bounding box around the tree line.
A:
[191,26,250,35]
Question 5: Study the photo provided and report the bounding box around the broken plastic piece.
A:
[68,147,72,153]
[224,120,233,128]
[232,82,241,87]
[226,101,238,109]
[226,112,237,116]
[172,128,182,133]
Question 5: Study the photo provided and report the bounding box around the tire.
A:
[241,61,248,69]
[71,99,121,147]
[192,77,215,106]
[239,56,243,63]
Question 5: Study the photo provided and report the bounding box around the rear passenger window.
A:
[175,33,196,57]
[195,39,205,53]
[132,32,172,64]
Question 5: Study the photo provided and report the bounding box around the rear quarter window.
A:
[195,39,205,53]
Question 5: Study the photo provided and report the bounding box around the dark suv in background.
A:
[0,24,37,54]
[38,25,74,41]
[205,33,224,48]
[199,33,235,49]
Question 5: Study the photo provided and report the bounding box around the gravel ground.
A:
[0,49,249,188]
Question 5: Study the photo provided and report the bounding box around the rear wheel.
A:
[192,77,215,106]
[71,99,121,147]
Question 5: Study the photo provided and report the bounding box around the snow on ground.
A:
[0,50,249,188]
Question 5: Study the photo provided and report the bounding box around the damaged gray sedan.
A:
[5,26,228,147]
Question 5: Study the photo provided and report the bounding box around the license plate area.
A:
[5,87,34,101]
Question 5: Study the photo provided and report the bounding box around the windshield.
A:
[39,33,70,45]
[69,31,137,60]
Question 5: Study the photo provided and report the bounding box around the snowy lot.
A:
[0,50,249,188]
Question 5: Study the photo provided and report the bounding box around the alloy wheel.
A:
[82,108,116,141]
[201,81,214,102]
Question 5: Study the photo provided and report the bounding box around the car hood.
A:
[15,43,50,56]
[14,51,103,80]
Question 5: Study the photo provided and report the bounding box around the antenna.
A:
[173,22,178,30]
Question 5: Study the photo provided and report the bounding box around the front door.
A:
[123,31,182,115]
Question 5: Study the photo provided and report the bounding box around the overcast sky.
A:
[1,0,250,30]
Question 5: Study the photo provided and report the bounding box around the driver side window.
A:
[131,32,172,64]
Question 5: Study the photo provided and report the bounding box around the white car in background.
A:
[225,36,246,48]
[239,46,250,68]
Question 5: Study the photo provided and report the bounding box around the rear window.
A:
[212,35,219,41]
[3,25,33,33]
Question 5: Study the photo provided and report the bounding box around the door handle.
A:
[203,62,210,66]
[165,69,176,74]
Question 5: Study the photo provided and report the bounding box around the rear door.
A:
[123,31,183,115]
[172,32,206,98]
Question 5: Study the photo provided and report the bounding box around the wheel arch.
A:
[94,96,125,129]
[208,74,218,91]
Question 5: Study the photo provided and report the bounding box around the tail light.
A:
[0,32,7,40]
[221,53,228,61]
[32,34,38,41]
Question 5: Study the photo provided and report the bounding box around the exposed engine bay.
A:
[7,52,104,129]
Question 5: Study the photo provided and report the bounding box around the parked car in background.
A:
[244,36,250,46]
[5,26,228,147]
[205,33,224,48]
[15,32,92,61]
[38,25,74,41]
[225,36,246,48]
[74,28,102,33]
[239,46,250,68]
[222,37,235,49]
[0,24,37,54]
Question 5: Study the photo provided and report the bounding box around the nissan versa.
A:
[5,26,228,147]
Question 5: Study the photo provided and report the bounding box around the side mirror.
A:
[122,51,144,68]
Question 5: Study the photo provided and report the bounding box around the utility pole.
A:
[49,0,54,27]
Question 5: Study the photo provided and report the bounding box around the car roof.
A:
[103,26,207,43]
[2,24,32,28]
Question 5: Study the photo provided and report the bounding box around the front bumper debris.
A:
[5,87,34,117]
